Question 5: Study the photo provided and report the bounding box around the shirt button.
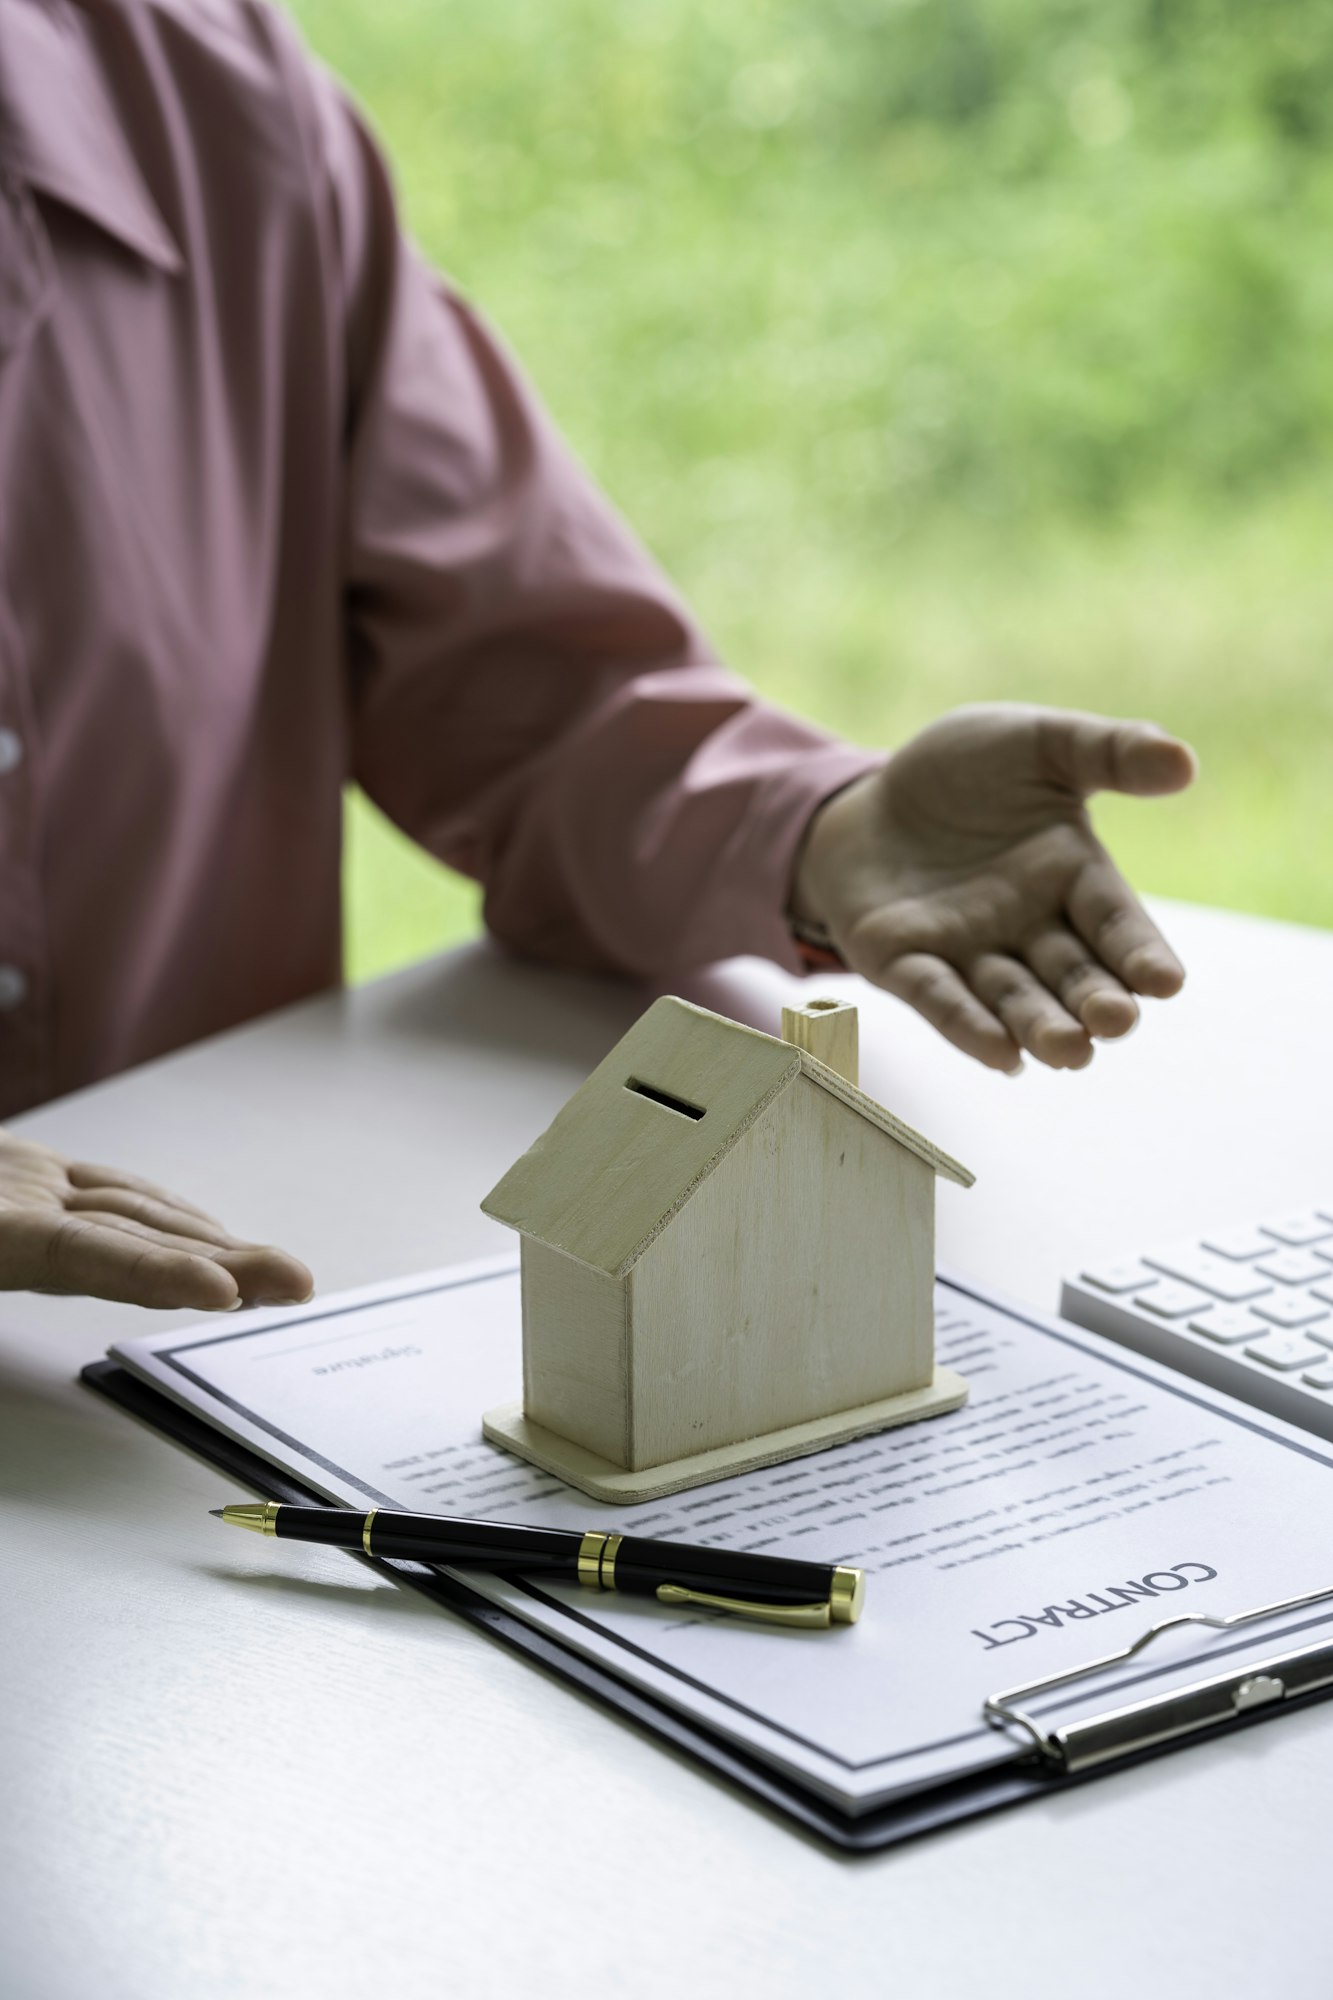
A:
[0,965,28,1010]
[0,730,22,775]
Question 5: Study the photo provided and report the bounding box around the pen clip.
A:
[656,1584,833,1630]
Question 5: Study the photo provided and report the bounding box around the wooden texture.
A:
[484,994,974,1485]
[520,1239,627,1463]
[482,996,799,1277]
[481,1367,970,1503]
[793,1049,973,1188]
[481,998,973,1289]
[626,1074,938,1467]
[782,996,859,1085]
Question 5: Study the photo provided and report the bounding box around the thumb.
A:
[1036,711,1198,801]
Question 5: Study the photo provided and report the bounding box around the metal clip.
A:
[984,1578,1333,1773]
[656,1584,833,1629]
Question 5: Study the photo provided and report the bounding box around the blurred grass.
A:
[301,0,1333,983]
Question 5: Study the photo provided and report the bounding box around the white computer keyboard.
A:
[1060,1206,1333,1441]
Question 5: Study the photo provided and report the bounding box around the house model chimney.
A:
[781,996,858,1086]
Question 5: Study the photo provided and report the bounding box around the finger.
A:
[1036,712,1198,802]
[0,1133,70,1181]
[64,1160,224,1228]
[969,953,1094,1069]
[1023,923,1140,1040]
[65,1186,238,1246]
[0,1212,240,1310]
[73,1210,314,1305]
[1066,856,1186,998]
[873,952,1023,1073]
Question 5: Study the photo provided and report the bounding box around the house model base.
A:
[483,1366,969,1504]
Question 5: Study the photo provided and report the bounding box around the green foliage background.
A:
[295,0,1333,983]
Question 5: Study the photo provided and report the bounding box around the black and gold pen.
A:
[211,1502,864,1629]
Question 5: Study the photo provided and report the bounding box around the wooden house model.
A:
[481,995,974,1502]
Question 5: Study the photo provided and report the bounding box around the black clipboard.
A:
[80,1355,1333,1852]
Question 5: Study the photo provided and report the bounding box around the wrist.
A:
[787,911,845,972]
[788,765,882,935]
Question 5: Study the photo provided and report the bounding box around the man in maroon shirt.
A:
[0,0,1194,1309]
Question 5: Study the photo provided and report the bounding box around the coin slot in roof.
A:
[625,1078,706,1121]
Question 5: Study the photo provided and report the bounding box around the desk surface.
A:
[4,900,1330,2000]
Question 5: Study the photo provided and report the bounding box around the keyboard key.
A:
[1302,1364,1333,1391]
[1260,1213,1333,1247]
[1312,1278,1333,1309]
[1142,1246,1271,1301]
[1255,1248,1329,1286]
[1081,1261,1157,1295]
[1135,1282,1212,1319]
[1252,1292,1330,1329]
[1188,1307,1271,1346]
[1202,1225,1275,1261]
[1245,1333,1330,1372]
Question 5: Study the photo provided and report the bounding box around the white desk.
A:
[3,901,1331,2000]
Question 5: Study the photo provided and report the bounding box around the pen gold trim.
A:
[657,1563,862,1629]
[829,1565,865,1624]
[218,1502,281,1536]
[577,1530,608,1589]
[656,1586,835,1630]
[362,1508,378,1556]
[577,1529,625,1591]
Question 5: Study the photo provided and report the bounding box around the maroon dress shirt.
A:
[0,0,876,1117]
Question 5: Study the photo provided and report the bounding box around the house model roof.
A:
[482,996,974,1280]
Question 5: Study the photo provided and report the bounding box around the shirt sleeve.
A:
[299,57,881,978]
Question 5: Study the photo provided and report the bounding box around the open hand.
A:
[792,704,1198,1072]
[0,1132,314,1309]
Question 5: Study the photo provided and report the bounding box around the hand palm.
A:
[0,1133,313,1309]
[796,706,1196,1071]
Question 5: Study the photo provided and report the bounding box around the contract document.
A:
[111,1260,1333,1815]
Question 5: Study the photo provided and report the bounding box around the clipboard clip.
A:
[984,1579,1333,1774]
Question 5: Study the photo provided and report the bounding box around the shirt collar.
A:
[0,1,182,274]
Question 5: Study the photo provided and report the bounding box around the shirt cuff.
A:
[713,740,885,976]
